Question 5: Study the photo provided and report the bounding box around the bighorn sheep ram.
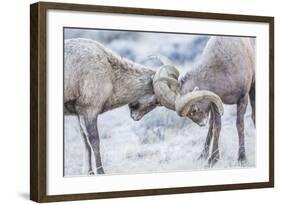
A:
[153,36,255,164]
[64,38,223,174]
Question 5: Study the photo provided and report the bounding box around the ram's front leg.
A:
[208,104,221,166]
[84,115,105,175]
[76,115,95,175]
[199,112,213,160]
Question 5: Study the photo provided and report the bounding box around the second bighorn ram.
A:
[64,38,223,174]
[154,36,255,164]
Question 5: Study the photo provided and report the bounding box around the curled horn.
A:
[175,90,224,117]
[151,54,180,111]
[153,65,180,110]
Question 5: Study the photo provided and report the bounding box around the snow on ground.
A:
[64,105,255,176]
[64,29,256,176]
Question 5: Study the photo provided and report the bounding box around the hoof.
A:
[208,150,220,167]
[198,148,209,160]
[238,153,247,165]
[88,170,95,175]
[208,157,219,167]
[238,148,246,163]
[97,167,105,174]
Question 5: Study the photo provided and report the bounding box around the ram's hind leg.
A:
[237,94,249,162]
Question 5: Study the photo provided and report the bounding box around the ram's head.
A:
[128,94,159,121]
[152,55,224,125]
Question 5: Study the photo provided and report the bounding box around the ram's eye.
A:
[191,106,200,115]
[130,103,140,110]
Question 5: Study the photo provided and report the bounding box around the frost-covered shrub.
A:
[133,107,191,144]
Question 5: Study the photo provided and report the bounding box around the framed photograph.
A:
[30,1,274,202]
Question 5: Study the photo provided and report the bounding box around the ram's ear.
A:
[149,95,160,106]
[155,98,162,106]
[192,86,199,92]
